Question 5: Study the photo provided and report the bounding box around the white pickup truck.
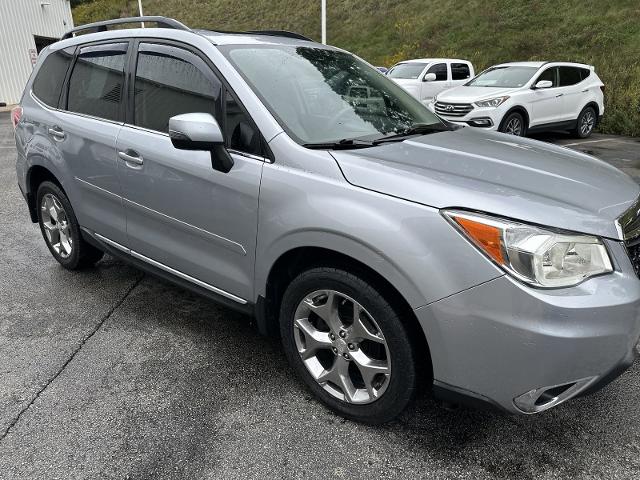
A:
[387,58,475,105]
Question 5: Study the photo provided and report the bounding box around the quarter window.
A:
[224,89,263,156]
[426,63,447,81]
[67,43,128,122]
[32,47,74,107]
[133,43,221,133]
[559,66,584,86]
[579,68,591,81]
[451,63,471,80]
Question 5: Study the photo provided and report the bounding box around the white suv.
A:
[432,62,605,138]
[387,58,475,106]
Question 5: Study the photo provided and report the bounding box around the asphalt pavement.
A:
[1,112,640,479]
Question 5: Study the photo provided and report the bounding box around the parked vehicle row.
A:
[387,58,604,138]
[13,17,639,424]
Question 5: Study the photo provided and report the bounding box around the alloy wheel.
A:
[581,110,595,136]
[40,193,73,258]
[504,116,522,136]
[293,289,391,404]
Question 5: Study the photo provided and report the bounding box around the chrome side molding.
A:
[93,232,247,305]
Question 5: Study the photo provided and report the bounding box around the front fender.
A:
[255,156,503,309]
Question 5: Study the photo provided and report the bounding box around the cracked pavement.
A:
[1,111,640,479]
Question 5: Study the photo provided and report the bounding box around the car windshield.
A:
[387,63,427,79]
[467,66,538,88]
[220,45,443,145]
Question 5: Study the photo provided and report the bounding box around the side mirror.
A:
[533,80,553,89]
[169,112,234,173]
[423,73,437,82]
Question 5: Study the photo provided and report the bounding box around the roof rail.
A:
[61,16,191,40]
[244,30,313,42]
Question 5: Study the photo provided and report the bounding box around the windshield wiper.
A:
[372,123,450,144]
[302,138,375,150]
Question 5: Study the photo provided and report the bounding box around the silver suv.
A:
[14,17,640,423]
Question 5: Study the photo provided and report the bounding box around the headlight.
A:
[443,211,613,288]
[475,96,510,108]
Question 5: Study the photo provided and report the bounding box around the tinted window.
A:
[579,68,591,81]
[134,44,221,133]
[451,63,471,80]
[32,47,74,107]
[426,63,447,81]
[559,66,584,86]
[387,63,427,79]
[224,89,262,156]
[536,67,559,87]
[67,43,127,121]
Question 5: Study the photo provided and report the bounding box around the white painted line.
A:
[563,139,611,147]
[564,138,640,148]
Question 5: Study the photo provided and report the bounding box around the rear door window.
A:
[133,43,222,133]
[426,63,448,81]
[67,43,128,122]
[559,66,584,86]
[32,47,75,108]
[451,63,471,80]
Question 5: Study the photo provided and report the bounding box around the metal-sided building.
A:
[0,0,74,106]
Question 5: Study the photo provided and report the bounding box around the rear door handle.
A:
[48,126,65,140]
[555,93,564,98]
[118,150,144,166]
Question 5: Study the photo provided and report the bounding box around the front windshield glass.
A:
[467,66,538,88]
[387,63,427,79]
[220,45,443,145]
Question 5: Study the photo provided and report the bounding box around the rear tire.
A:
[499,111,526,136]
[573,106,597,138]
[279,267,418,424]
[36,181,104,270]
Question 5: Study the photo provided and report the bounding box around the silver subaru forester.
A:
[13,17,640,423]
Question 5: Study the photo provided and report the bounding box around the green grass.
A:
[73,0,640,136]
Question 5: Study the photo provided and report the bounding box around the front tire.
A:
[279,267,418,424]
[573,106,597,138]
[36,181,104,270]
[499,111,526,136]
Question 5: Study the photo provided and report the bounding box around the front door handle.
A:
[48,126,65,140]
[118,150,144,166]
[555,93,564,98]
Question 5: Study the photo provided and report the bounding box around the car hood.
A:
[437,85,515,103]
[330,128,638,239]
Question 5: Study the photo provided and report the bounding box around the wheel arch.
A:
[25,164,66,223]
[583,101,600,117]
[499,105,530,131]
[256,245,432,378]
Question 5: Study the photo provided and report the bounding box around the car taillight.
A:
[11,106,22,130]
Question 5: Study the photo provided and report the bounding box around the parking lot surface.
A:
[1,111,640,479]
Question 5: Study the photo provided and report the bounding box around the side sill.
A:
[81,228,255,318]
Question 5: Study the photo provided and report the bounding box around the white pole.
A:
[321,0,326,44]
[138,0,144,27]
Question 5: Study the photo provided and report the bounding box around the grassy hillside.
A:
[73,0,640,136]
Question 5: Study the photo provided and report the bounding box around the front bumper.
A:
[429,102,508,131]
[415,240,640,414]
